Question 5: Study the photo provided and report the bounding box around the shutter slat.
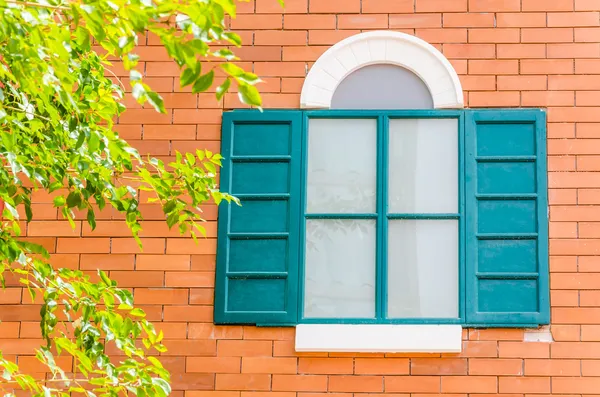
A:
[465,109,549,327]
[215,110,303,326]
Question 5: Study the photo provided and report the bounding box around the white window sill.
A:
[295,324,462,353]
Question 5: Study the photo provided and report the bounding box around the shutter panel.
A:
[214,110,303,326]
[465,110,549,327]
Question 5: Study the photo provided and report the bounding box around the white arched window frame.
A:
[300,31,464,110]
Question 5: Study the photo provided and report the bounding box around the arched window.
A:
[215,30,549,354]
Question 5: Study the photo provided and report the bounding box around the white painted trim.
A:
[295,324,463,353]
[300,31,464,110]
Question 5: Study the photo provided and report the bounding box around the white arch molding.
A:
[300,31,464,109]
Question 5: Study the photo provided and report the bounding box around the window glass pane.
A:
[331,64,434,110]
[388,119,458,213]
[304,219,376,318]
[307,119,377,213]
[387,220,458,318]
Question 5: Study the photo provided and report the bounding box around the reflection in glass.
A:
[307,119,377,213]
[387,220,458,318]
[389,119,458,213]
[304,219,376,318]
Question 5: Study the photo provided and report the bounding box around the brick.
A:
[243,327,295,340]
[582,360,600,375]
[496,12,547,27]
[308,0,360,13]
[469,28,520,43]
[444,13,495,27]
[110,270,164,287]
[522,28,574,42]
[354,358,409,375]
[163,305,212,322]
[188,323,243,340]
[328,376,384,392]
[552,289,580,306]
[187,357,241,373]
[111,238,165,254]
[308,30,361,45]
[134,288,188,304]
[416,0,467,12]
[549,189,577,205]
[554,308,600,324]
[298,358,354,374]
[385,376,441,393]
[28,221,80,237]
[165,271,214,287]
[216,374,271,391]
[522,91,575,107]
[469,359,523,375]
[576,59,600,73]
[338,14,389,29]
[552,325,582,341]
[459,75,496,91]
[499,342,550,358]
[218,340,273,357]
[233,46,282,62]
[255,62,306,77]
[548,12,600,27]
[577,91,600,106]
[256,0,307,13]
[283,15,335,29]
[523,0,574,10]
[553,377,600,393]
[497,44,546,58]
[410,358,467,375]
[231,14,283,29]
[444,44,495,59]
[550,273,600,290]
[272,375,328,392]
[282,46,328,61]
[390,14,442,28]
[525,359,581,376]
[469,0,520,11]
[548,43,600,58]
[497,76,547,91]
[583,325,600,340]
[441,376,497,393]
[362,0,414,12]
[416,28,467,43]
[469,91,520,107]
[242,357,297,374]
[136,254,190,270]
[579,188,600,203]
[468,60,518,75]
[498,377,550,393]
[57,238,110,253]
[576,0,600,10]
[255,31,307,46]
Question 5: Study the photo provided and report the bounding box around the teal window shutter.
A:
[214,110,303,326]
[465,109,549,327]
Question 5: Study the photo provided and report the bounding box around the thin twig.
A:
[105,68,126,91]
[2,105,52,122]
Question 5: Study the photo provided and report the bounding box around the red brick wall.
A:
[5,0,600,395]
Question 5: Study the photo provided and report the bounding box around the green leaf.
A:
[147,91,165,113]
[192,71,215,94]
[216,78,231,101]
[130,308,146,317]
[238,83,262,107]
[180,64,200,87]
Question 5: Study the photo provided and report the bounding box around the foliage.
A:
[0,0,267,394]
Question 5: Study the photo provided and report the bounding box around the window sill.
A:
[295,324,462,353]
